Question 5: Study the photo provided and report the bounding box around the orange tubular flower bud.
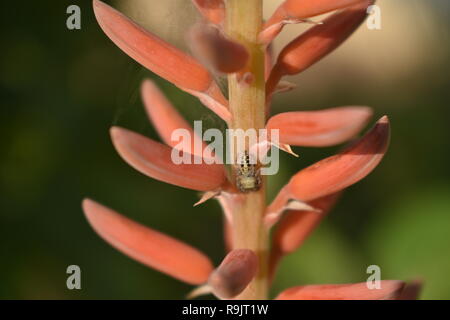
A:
[266,116,389,222]
[266,0,374,96]
[276,281,405,300]
[208,249,258,299]
[266,106,373,147]
[287,116,390,202]
[110,127,226,191]
[93,0,230,121]
[192,0,225,25]
[82,199,214,285]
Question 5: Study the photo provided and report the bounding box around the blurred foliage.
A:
[0,0,449,299]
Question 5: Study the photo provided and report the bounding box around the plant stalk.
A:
[225,0,268,300]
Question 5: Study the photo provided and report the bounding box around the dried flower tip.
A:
[265,199,320,229]
[194,190,221,207]
[208,249,258,299]
[272,142,299,158]
[186,284,213,299]
[273,193,341,255]
[247,140,298,166]
[273,80,297,94]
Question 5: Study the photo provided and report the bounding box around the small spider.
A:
[235,151,262,193]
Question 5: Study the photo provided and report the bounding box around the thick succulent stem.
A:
[225,0,268,300]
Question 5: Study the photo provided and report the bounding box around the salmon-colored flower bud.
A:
[110,126,226,191]
[82,199,214,284]
[192,0,225,25]
[266,106,373,147]
[276,281,405,300]
[93,0,228,119]
[266,0,373,95]
[190,24,249,74]
[141,79,207,157]
[209,249,258,299]
[287,116,390,202]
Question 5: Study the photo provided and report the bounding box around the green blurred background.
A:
[1,0,449,299]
